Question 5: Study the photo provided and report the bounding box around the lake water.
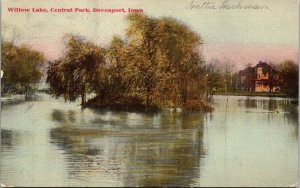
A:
[0,93,298,187]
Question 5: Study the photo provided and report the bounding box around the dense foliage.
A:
[47,35,106,105]
[277,60,299,97]
[1,41,45,96]
[47,13,210,110]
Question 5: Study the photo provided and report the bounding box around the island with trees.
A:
[46,13,211,111]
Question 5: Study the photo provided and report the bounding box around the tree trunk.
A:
[81,93,86,106]
[146,91,150,106]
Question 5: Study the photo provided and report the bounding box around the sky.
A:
[2,0,299,70]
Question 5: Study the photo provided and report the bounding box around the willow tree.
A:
[104,36,129,99]
[1,41,45,97]
[46,35,105,105]
[125,13,161,106]
[124,13,205,108]
[154,17,205,106]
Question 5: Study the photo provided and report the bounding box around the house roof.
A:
[254,61,271,69]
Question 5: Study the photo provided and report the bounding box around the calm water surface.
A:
[0,94,298,187]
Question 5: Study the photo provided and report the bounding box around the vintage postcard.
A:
[0,0,298,187]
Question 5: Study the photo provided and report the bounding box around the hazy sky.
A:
[2,0,298,69]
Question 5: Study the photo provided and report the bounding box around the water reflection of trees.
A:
[237,98,298,139]
[51,109,77,124]
[283,104,299,139]
[1,98,26,108]
[1,94,44,108]
[244,98,279,111]
[122,112,205,187]
[244,98,257,109]
[1,129,13,149]
[49,110,205,186]
[122,136,201,186]
[243,98,298,112]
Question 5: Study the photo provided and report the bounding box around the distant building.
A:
[239,61,281,92]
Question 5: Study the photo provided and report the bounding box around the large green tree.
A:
[125,13,161,106]
[46,35,105,105]
[124,13,206,108]
[1,41,45,97]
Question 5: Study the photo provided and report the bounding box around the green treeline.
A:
[205,59,299,97]
[1,41,45,97]
[46,13,210,111]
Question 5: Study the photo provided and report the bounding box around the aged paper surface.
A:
[0,0,298,187]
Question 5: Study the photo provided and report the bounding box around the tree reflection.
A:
[49,110,205,187]
[51,109,77,124]
[283,103,299,139]
[124,133,204,186]
[244,98,298,112]
[244,98,257,109]
[1,129,13,148]
[1,98,26,108]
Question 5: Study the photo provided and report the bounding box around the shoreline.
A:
[214,92,295,98]
[83,97,213,113]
